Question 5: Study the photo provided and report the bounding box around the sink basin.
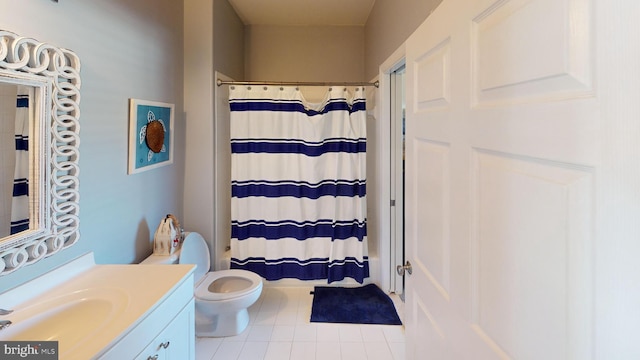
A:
[2,287,129,353]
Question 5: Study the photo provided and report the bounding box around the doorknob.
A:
[396,261,412,276]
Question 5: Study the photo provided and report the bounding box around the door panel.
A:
[472,150,593,359]
[472,0,593,105]
[414,38,451,111]
[413,139,451,299]
[404,0,596,358]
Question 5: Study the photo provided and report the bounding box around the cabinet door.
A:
[136,340,167,360]
[164,299,195,359]
[136,300,195,360]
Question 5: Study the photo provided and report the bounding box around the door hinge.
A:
[390,199,396,207]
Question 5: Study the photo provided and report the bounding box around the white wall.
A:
[0,0,184,292]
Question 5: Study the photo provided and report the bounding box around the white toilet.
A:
[141,232,263,337]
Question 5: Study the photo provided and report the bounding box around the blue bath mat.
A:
[310,284,402,325]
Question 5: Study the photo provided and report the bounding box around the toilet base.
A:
[195,308,250,337]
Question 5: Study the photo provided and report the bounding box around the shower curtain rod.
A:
[216,79,379,88]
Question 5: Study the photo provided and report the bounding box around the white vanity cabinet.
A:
[135,299,194,360]
[97,268,195,360]
[0,254,196,360]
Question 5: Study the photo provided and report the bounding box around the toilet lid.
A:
[179,232,210,282]
[195,270,263,301]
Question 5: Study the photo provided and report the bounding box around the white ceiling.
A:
[227,0,376,26]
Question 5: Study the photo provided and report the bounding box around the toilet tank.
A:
[179,232,211,283]
[141,249,181,264]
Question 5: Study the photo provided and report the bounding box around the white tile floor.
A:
[195,286,406,360]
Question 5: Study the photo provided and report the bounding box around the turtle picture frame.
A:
[127,98,174,174]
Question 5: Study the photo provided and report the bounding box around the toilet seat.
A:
[195,269,262,301]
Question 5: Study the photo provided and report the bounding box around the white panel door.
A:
[401,0,625,358]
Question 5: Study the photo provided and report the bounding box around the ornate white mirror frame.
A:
[0,30,81,275]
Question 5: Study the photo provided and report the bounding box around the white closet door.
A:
[402,0,638,358]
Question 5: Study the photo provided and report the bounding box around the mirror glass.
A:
[0,30,81,275]
[0,81,40,238]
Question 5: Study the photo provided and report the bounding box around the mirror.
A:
[0,30,81,275]
[1,82,37,238]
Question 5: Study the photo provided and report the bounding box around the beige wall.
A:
[0,84,17,238]
[1,0,184,291]
[243,1,444,81]
[245,25,364,82]
[184,0,215,255]
[184,0,245,270]
[364,0,443,79]
[214,0,245,80]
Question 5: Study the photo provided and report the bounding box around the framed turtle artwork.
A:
[127,98,175,174]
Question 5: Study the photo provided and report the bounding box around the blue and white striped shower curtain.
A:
[11,86,31,234]
[229,86,369,283]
